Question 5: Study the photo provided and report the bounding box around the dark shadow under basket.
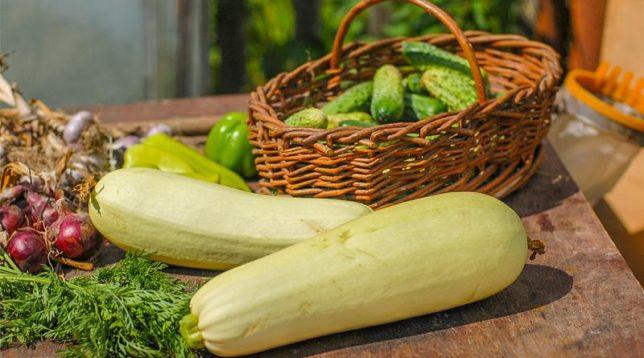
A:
[249,0,562,209]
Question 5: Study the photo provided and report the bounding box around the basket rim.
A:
[249,31,562,138]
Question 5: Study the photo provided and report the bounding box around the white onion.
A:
[111,135,140,150]
[63,111,93,144]
[145,123,172,137]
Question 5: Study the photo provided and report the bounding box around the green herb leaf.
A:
[0,250,198,357]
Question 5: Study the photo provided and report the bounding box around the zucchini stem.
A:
[180,313,205,349]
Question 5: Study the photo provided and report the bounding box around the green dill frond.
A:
[0,250,198,357]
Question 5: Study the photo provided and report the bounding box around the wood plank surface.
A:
[4,97,644,357]
[600,0,644,74]
[69,94,250,124]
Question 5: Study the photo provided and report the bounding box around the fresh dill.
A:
[0,251,198,357]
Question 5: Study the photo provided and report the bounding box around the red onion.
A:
[42,206,60,227]
[54,213,97,259]
[26,191,48,221]
[7,229,48,273]
[0,205,25,235]
[0,185,25,204]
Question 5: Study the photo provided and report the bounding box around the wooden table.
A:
[5,95,644,357]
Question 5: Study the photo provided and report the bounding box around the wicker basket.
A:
[248,0,562,209]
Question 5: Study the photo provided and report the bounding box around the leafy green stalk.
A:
[0,251,198,357]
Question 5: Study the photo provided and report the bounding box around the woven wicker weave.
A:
[248,0,562,209]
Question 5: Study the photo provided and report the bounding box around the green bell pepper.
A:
[123,144,219,183]
[142,133,250,192]
[204,112,258,179]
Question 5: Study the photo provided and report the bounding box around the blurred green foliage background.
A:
[211,0,527,93]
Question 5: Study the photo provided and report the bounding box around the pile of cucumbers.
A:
[285,41,488,129]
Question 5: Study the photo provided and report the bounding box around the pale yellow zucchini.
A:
[88,168,371,269]
[183,192,528,356]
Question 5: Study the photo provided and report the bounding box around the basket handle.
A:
[330,0,487,103]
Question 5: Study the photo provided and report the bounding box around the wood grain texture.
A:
[67,94,250,124]
[600,0,644,74]
[4,98,643,357]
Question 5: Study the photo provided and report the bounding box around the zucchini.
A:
[421,66,478,111]
[89,168,371,270]
[284,108,327,128]
[322,82,373,115]
[403,73,425,94]
[403,94,447,121]
[371,65,404,123]
[327,112,374,129]
[183,192,528,356]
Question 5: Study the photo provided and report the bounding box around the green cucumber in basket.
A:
[285,108,328,128]
[371,65,404,123]
[403,73,425,94]
[322,81,373,115]
[421,66,478,111]
[403,41,491,101]
[402,41,488,79]
[404,94,447,121]
[339,119,378,128]
[327,112,374,129]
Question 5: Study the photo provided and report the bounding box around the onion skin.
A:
[7,229,48,273]
[54,214,97,259]
[0,205,25,235]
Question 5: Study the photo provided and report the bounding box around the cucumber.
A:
[184,192,528,356]
[339,80,357,90]
[322,82,373,115]
[403,94,447,121]
[89,168,372,270]
[402,41,488,79]
[327,112,374,129]
[339,119,377,127]
[421,66,478,111]
[403,41,490,98]
[403,73,425,94]
[285,108,328,128]
[371,65,404,123]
